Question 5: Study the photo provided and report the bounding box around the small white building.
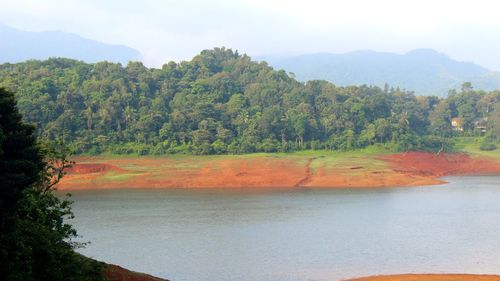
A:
[474,117,488,134]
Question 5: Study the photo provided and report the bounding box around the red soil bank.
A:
[58,152,500,190]
[103,264,168,281]
[383,152,500,177]
[66,163,125,174]
[59,157,307,190]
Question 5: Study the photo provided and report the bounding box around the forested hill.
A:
[263,49,500,97]
[0,47,499,155]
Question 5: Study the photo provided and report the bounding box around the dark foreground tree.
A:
[0,88,104,281]
[0,87,44,223]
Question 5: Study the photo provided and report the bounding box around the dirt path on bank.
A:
[57,152,500,190]
[294,157,315,187]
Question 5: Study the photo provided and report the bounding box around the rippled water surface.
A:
[68,176,500,281]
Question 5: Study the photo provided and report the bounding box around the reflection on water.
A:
[67,176,500,281]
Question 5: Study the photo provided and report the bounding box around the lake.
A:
[68,176,500,281]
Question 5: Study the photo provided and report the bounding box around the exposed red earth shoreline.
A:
[58,152,500,190]
[69,152,500,281]
[103,270,500,281]
[345,273,500,281]
[103,264,168,281]
[103,264,500,281]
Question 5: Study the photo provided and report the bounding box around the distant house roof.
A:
[474,117,488,131]
[474,117,488,125]
[451,117,462,126]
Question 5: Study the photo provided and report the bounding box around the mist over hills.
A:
[262,49,500,96]
[2,23,500,97]
[0,24,141,65]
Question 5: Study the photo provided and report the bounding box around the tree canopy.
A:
[1,47,499,155]
[0,87,44,222]
[0,87,104,281]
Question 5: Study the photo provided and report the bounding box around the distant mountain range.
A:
[2,23,499,96]
[261,49,500,96]
[0,24,141,65]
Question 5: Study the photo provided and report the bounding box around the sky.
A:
[1,0,500,70]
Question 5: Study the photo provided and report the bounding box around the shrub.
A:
[480,142,497,151]
[257,138,280,153]
[210,140,227,154]
[418,135,454,153]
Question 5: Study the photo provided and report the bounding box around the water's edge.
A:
[68,176,500,281]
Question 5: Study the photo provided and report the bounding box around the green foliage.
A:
[428,101,453,137]
[486,103,500,142]
[480,142,497,151]
[0,88,105,281]
[1,48,500,155]
[0,88,44,221]
[418,135,455,153]
[1,189,104,281]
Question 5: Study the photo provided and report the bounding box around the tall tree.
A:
[0,87,104,281]
[429,101,453,137]
[0,87,44,223]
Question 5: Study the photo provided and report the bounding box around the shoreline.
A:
[346,274,500,281]
[57,151,500,191]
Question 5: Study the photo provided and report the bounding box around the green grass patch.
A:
[102,173,135,182]
[73,144,399,176]
[453,137,500,160]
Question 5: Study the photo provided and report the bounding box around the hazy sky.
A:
[1,0,500,70]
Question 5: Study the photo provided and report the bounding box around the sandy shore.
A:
[57,152,500,190]
[346,274,500,281]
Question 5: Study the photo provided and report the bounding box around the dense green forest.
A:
[0,88,104,281]
[0,47,499,155]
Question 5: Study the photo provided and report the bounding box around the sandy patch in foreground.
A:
[346,274,500,281]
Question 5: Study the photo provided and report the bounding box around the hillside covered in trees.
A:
[0,48,499,155]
